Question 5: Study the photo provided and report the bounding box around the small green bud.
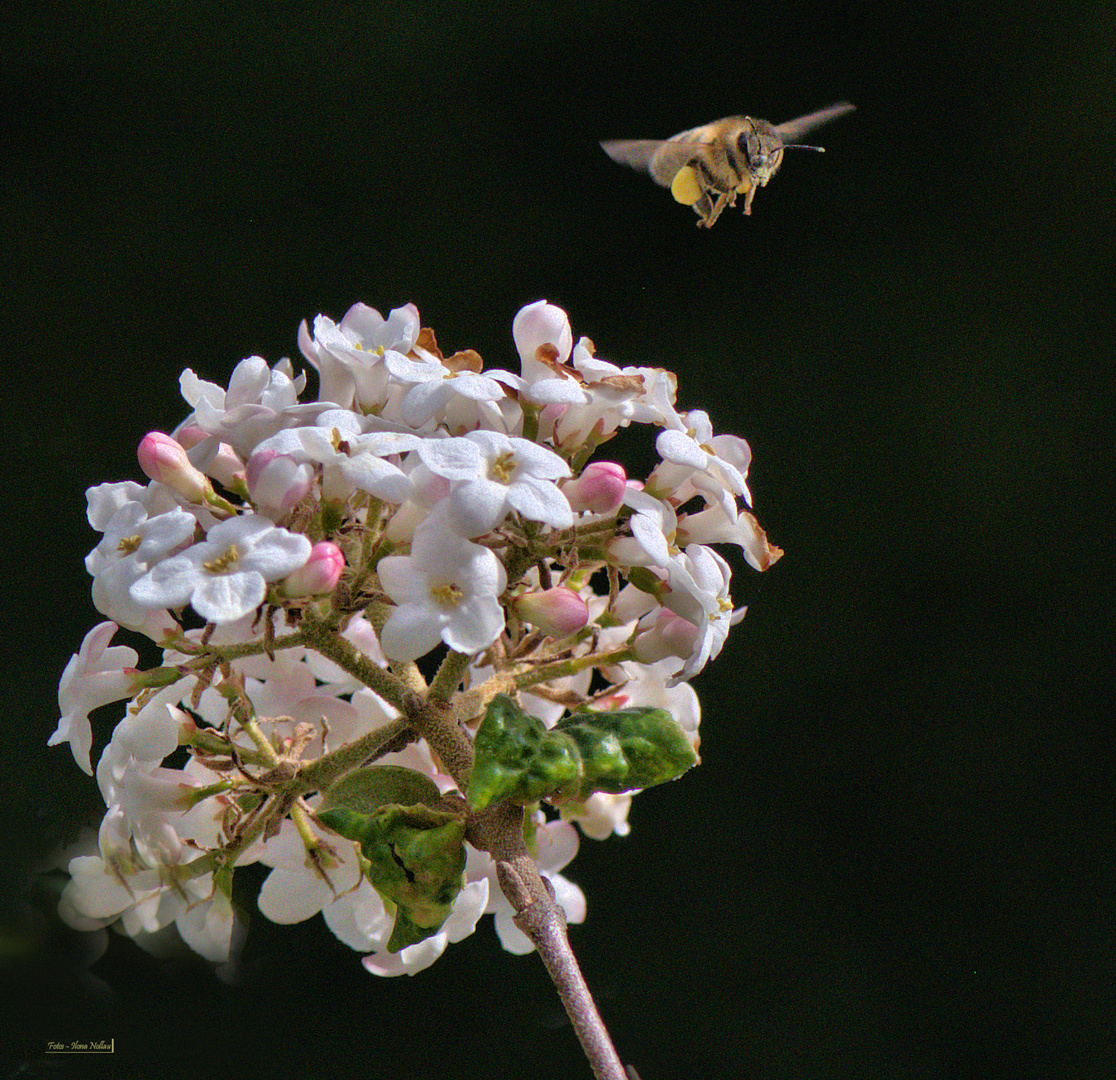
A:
[466,695,579,811]
[554,707,699,796]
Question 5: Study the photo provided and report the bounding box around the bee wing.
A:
[600,139,666,172]
[601,137,713,188]
[774,101,856,144]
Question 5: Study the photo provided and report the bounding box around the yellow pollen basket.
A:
[670,165,702,206]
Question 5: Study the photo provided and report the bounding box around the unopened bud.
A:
[246,449,315,518]
[512,300,573,368]
[279,541,344,598]
[137,432,212,503]
[176,425,245,490]
[563,462,627,514]
[512,586,589,637]
[631,609,699,664]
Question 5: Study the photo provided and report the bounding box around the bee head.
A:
[738,118,785,177]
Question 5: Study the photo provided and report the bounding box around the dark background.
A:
[3,3,1113,1078]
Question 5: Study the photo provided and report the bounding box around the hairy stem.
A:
[297,606,412,712]
[468,802,629,1080]
[297,717,415,792]
[428,648,473,704]
[513,645,635,691]
[399,689,474,789]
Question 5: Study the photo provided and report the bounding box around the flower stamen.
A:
[431,582,464,607]
[203,544,241,575]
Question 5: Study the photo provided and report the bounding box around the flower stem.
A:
[298,606,412,713]
[468,802,629,1080]
[297,717,415,791]
[513,645,635,691]
[428,648,473,704]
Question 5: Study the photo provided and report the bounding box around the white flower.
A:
[488,300,588,411]
[651,409,751,505]
[321,878,394,952]
[60,844,222,958]
[383,349,506,428]
[415,429,572,537]
[129,514,312,624]
[561,792,633,840]
[660,544,746,684]
[512,299,574,375]
[244,449,315,520]
[298,302,420,410]
[254,409,420,505]
[544,340,675,449]
[376,512,507,660]
[85,480,149,530]
[96,746,205,865]
[676,500,784,572]
[177,889,243,964]
[360,879,489,977]
[180,355,325,458]
[607,486,679,568]
[106,683,188,763]
[85,498,196,636]
[60,854,167,925]
[256,819,364,924]
[49,622,138,775]
[299,412,421,504]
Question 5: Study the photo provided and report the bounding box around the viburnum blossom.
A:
[49,298,783,1005]
[129,514,313,624]
[49,621,141,775]
[376,511,509,661]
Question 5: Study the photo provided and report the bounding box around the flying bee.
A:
[600,101,855,227]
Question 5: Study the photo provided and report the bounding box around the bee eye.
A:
[738,131,764,166]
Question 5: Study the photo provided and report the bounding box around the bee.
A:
[600,101,855,227]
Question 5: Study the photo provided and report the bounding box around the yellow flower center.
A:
[118,534,142,556]
[203,544,241,575]
[431,583,464,607]
[490,451,516,484]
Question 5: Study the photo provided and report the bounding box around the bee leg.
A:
[741,185,757,216]
[692,191,715,227]
[700,192,731,228]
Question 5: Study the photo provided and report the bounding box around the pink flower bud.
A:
[512,586,589,636]
[631,609,699,664]
[246,449,314,518]
[176,426,245,490]
[563,461,627,514]
[137,432,212,503]
[279,542,345,598]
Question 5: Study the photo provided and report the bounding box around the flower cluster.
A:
[50,300,782,976]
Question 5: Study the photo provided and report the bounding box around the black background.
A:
[3,3,1113,1078]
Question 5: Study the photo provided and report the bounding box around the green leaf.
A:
[466,695,698,811]
[466,695,579,811]
[317,766,466,952]
[554,707,699,795]
[320,764,445,816]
